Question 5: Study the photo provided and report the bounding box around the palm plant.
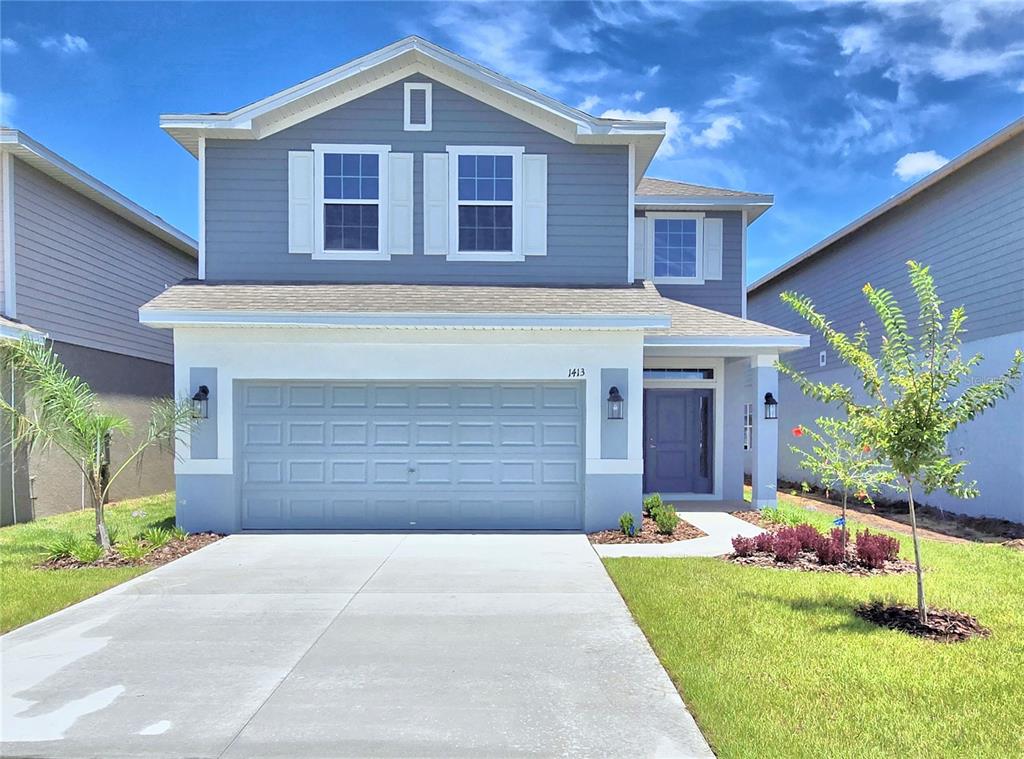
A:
[0,337,194,550]
[780,261,1022,623]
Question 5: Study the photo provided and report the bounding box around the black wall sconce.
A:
[192,385,210,419]
[763,391,778,420]
[607,386,624,420]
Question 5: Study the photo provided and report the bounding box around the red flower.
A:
[792,426,804,438]
[862,445,872,453]
[855,490,869,500]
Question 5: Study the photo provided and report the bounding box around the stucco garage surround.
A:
[174,327,643,532]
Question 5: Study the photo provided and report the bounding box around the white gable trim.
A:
[160,36,665,171]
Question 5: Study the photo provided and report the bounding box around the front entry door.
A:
[644,389,714,494]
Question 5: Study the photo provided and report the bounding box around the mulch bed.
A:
[728,549,916,576]
[39,533,222,570]
[730,510,767,528]
[589,515,706,544]
[856,600,990,643]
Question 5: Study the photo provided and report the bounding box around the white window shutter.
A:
[522,154,547,256]
[423,153,449,255]
[388,153,414,255]
[703,217,723,280]
[288,151,314,255]
[634,216,648,279]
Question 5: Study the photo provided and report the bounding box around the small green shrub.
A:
[171,525,189,541]
[41,533,83,561]
[643,493,664,517]
[117,540,151,562]
[759,504,809,527]
[142,527,173,548]
[618,512,636,537]
[70,540,104,564]
[653,505,679,534]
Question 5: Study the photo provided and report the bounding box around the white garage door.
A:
[237,381,585,530]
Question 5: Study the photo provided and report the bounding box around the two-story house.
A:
[0,128,197,525]
[749,118,1023,524]
[142,36,807,533]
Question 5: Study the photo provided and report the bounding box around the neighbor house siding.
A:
[748,132,1024,374]
[12,158,196,364]
[204,76,630,285]
[648,210,743,317]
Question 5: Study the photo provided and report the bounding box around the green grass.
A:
[0,493,176,634]
[604,497,1024,758]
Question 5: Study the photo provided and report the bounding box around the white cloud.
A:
[704,74,758,108]
[0,91,16,122]
[577,95,601,112]
[1,38,19,54]
[40,33,91,54]
[692,115,743,148]
[929,46,1024,81]
[893,150,950,181]
[837,24,883,58]
[600,106,684,157]
[645,64,661,77]
[1017,80,1024,93]
[631,89,645,102]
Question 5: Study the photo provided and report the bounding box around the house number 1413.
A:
[567,368,586,378]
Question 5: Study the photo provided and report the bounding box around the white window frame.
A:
[404,83,432,131]
[312,143,391,261]
[648,211,705,285]
[446,145,524,262]
[743,403,753,450]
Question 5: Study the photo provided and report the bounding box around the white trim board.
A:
[1,151,15,316]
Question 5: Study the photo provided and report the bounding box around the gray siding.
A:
[749,133,1024,374]
[11,158,196,364]
[648,210,743,317]
[205,76,630,285]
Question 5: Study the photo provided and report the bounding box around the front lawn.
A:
[604,497,1024,759]
[0,493,176,634]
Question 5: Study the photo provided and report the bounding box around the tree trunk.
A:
[92,487,111,550]
[906,478,926,624]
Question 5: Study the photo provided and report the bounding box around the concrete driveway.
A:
[1,534,712,758]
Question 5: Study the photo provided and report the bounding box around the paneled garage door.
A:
[237,381,585,530]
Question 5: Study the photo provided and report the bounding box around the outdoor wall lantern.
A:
[607,386,624,420]
[192,385,210,419]
[763,392,778,420]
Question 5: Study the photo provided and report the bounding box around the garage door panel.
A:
[238,381,583,530]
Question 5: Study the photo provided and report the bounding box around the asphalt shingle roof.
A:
[142,280,802,341]
[636,177,770,200]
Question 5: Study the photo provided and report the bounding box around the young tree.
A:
[789,416,894,553]
[0,338,195,549]
[779,261,1022,624]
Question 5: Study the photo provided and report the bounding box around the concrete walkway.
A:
[593,509,763,558]
[1,533,713,759]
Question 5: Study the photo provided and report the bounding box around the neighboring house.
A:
[748,118,1024,524]
[0,128,198,525]
[142,36,807,534]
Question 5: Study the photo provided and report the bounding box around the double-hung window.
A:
[312,143,390,260]
[648,212,704,284]
[447,146,523,260]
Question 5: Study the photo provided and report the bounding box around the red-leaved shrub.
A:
[855,530,901,568]
[731,535,756,557]
[792,523,824,551]
[753,531,775,553]
[815,529,846,565]
[773,531,802,563]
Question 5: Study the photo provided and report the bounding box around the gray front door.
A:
[236,381,584,530]
[644,389,714,494]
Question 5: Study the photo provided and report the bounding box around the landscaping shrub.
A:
[753,531,775,553]
[142,527,173,548]
[856,530,901,569]
[643,493,664,517]
[117,539,152,562]
[815,529,846,565]
[731,535,756,557]
[759,504,808,527]
[41,533,103,563]
[653,505,679,534]
[772,530,802,563]
[171,525,189,541]
[618,512,636,537]
[70,540,104,563]
[792,523,824,551]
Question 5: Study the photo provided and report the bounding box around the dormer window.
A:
[404,83,432,131]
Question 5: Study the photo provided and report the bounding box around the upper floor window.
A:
[446,146,524,261]
[312,143,391,260]
[647,212,704,284]
[404,83,432,131]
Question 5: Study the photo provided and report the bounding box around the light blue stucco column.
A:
[750,354,779,509]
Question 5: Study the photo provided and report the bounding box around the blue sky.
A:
[2,1,1022,282]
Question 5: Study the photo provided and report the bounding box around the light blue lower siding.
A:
[584,473,642,533]
[177,474,237,534]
